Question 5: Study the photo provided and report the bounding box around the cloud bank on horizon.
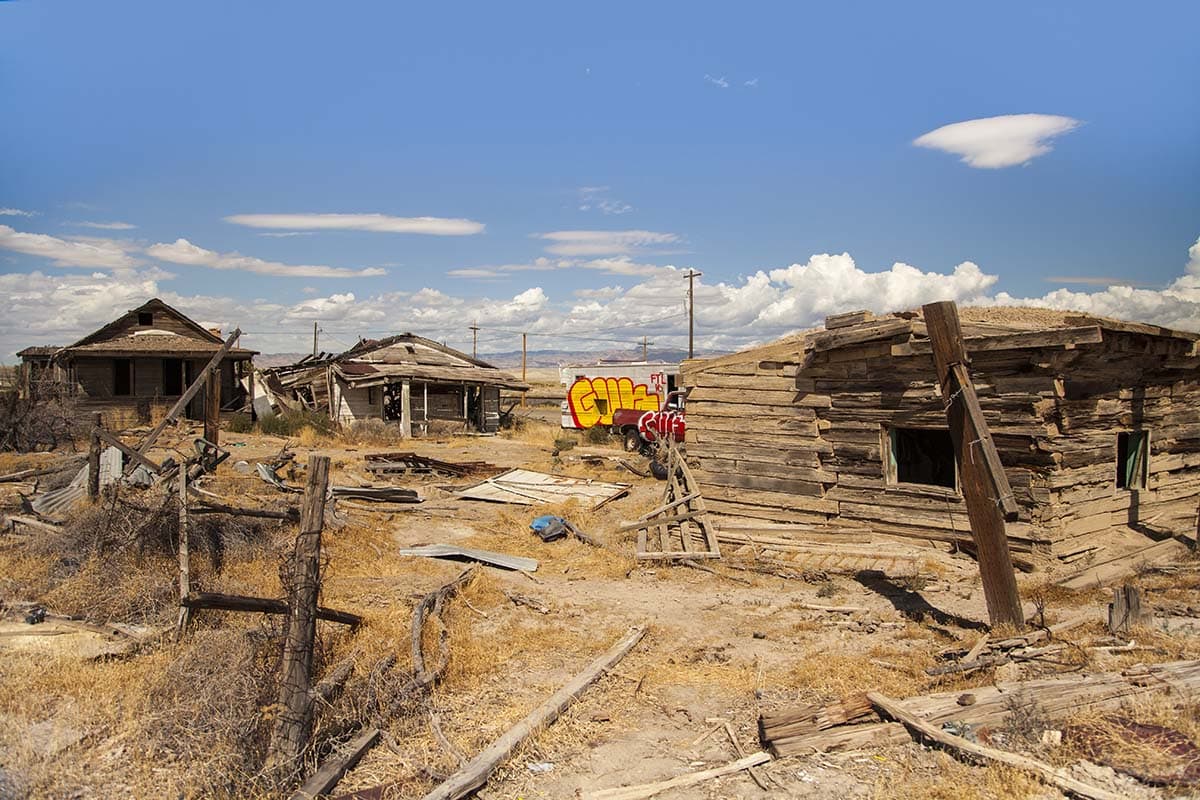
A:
[1,234,1196,359]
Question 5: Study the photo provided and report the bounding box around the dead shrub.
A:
[0,389,80,453]
[342,418,406,446]
[136,628,279,797]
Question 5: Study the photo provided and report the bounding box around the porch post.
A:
[400,379,412,438]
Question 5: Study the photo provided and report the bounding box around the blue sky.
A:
[2,1,1198,358]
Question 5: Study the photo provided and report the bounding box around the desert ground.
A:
[1,400,1198,800]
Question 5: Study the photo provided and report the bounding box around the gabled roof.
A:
[66,298,221,348]
[56,298,257,359]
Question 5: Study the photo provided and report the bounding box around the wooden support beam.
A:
[0,456,85,483]
[420,626,645,800]
[265,455,331,784]
[288,727,380,800]
[94,427,162,474]
[126,328,241,474]
[87,413,102,500]
[204,369,221,447]
[180,592,361,627]
[924,301,1024,630]
[175,468,190,640]
[868,692,1123,800]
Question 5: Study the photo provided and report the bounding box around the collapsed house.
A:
[681,308,1200,559]
[16,298,256,418]
[265,333,529,435]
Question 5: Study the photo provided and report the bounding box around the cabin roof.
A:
[55,298,258,359]
[685,306,1200,376]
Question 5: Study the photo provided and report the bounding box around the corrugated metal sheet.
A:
[457,468,630,509]
[29,447,125,521]
[398,543,538,572]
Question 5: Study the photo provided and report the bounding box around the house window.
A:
[368,387,378,406]
[138,312,153,326]
[113,359,133,396]
[887,427,956,489]
[1116,431,1149,490]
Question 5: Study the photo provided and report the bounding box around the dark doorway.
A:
[163,358,183,395]
[113,359,133,396]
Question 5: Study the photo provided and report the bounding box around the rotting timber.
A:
[681,306,1200,562]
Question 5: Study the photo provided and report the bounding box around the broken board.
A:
[457,468,630,509]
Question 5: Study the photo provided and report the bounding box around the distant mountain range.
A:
[253,346,721,370]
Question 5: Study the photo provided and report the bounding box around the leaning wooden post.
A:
[175,466,190,640]
[266,455,331,783]
[924,301,1024,629]
[86,412,103,500]
[204,369,221,447]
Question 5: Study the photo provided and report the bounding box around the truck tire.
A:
[623,428,642,452]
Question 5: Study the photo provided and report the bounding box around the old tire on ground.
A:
[649,460,668,480]
[623,428,642,452]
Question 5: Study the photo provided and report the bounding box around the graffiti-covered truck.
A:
[560,362,682,450]
[612,389,686,451]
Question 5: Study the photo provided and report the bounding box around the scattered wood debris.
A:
[868,691,1124,800]
[457,468,630,508]
[759,659,1200,757]
[1057,538,1190,590]
[363,452,499,478]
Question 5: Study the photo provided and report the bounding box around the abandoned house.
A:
[266,333,529,435]
[680,307,1200,559]
[18,298,257,418]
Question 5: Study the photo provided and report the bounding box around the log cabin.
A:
[19,298,256,419]
[680,307,1200,559]
[267,334,529,435]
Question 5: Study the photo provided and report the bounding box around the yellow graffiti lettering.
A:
[567,377,661,428]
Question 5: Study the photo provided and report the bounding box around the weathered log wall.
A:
[683,324,1200,556]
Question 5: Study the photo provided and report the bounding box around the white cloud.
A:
[447,268,506,279]
[146,238,387,278]
[0,208,36,217]
[0,224,140,269]
[704,74,729,89]
[578,186,633,215]
[258,231,314,238]
[537,230,681,256]
[574,285,624,300]
[914,114,1081,169]
[744,77,759,88]
[70,221,138,230]
[225,213,485,236]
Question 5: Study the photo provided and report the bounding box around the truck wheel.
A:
[623,428,642,452]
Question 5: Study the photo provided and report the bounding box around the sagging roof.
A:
[17,345,62,358]
[270,332,530,391]
[686,306,1200,375]
[55,298,257,360]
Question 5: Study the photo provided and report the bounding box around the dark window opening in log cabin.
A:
[888,427,956,489]
[367,386,378,407]
[113,359,133,396]
[163,358,183,395]
[1116,431,1149,490]
[138,311,153,326]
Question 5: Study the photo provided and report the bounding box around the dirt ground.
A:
[1,412,1198,800]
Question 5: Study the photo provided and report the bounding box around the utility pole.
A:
[470,321,480,358]
[312,321,318,357]
[642,335,652,361]
[684,270,703,359]
[521,333,527,407]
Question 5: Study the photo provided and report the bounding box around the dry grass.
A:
[873,751,1047,800]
